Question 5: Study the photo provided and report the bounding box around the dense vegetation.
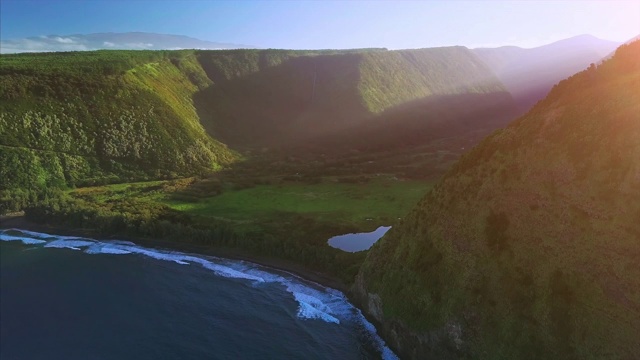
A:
[3,36,634,360]
[1,45,513,215]
[20,174,431,284]
[193,46,511,147]
[0,50,236,212]
[0,46,509,288]
[356,41,640,359]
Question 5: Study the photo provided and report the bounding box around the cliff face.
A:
[355,41,640,359]
[193,47,511,147]
[0,46,510,191]
[352,271,468,359]
[0,51,237,192]
[0,46,514,218]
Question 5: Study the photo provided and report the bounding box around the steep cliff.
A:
[356,41,640,359]
[193,47,512,147]
[0,51,237,210]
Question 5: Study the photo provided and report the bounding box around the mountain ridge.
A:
[0,32,254,54]
[0,50,238,211]
[473,34,620,112]
[193,46,512,147]
[0,46,512,213]
[355,40,640,359]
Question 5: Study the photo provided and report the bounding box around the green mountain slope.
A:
[1,46,511,213]
[194,47,511,147]
[355,41,640,359]
[0,51,237,211]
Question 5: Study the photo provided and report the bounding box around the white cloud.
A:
[0,33,244,54]
[0,38,89,53]
[53,37,75,44]
[125,42,154,49]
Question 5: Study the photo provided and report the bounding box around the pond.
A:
[327,226,391,252]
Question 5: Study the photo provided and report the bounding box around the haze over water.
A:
[0,229,397,360]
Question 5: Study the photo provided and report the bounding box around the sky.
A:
[1,0,639,51]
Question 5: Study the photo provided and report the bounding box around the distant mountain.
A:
[602,34,640,60]
[355,41,640,359]
[626,34,640,43]
[474,34,620,112]
[0,32,253,53]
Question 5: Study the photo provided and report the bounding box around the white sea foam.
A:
[0,228,398,359]
[355,309,399,360]
[287,286,344,323]
[200,261,266,282]
[119,247,191,264]
[5,228,51,238]
[12,228,81,240]
[109,240,136,246]
[84,243,132,255]
[241,268,351,325]
[83,242,264,282]
[243,266,397,358]
[294,295,341,323]
[44,239,96,250]
[0,234,47,245]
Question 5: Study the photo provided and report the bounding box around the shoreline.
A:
[1,216,400,358]
[0,213,349,293]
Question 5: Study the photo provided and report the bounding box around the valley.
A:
[356,40,640,359]
[0,45,512,284]
[1,33,638,360]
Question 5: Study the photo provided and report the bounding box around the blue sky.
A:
[1,0,639,49]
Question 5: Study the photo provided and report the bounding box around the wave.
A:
[85,243,132,255]
[44,239,96,250]
[0,228,398,360]
[0,233,47,245]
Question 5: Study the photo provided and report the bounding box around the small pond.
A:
[327,226,391,252]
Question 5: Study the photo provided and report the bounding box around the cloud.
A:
[124,42,154,49]
[0,37,159,53]
[53,37,75,44]
[0,38,158,53]
[0,37,89,53]
[0,33,248,53]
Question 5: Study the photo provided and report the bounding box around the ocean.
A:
[0,229,397,360]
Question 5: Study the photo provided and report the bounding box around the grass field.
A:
[165,178,431,225]
[70,177,432,234]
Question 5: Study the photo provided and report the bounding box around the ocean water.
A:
[328,226,391,252]
[0,229,397,360]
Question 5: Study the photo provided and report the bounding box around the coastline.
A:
[0,213,349,293]
[0,213,405,358]
[1,214,402,359]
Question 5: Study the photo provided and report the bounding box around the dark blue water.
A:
[328,226,391,252]
[0,229,397,360]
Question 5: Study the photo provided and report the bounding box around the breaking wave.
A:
[0,228,398,360]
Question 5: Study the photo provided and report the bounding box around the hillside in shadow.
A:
[356,40,640,360]
[192,47,511,150]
